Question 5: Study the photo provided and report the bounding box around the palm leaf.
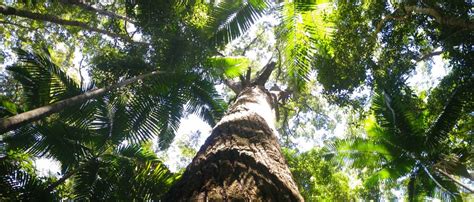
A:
[209,0,270,46]
[425,78,473,149]
[371,90,426,153]
[276,0,334,92]
[0,154,58,200]
[7,48,81,109]
[72,144,177,200]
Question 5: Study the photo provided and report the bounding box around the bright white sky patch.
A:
[159,114,212,172]
[34,157,61,177]
[407,51,450,95]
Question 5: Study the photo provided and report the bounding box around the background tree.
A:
[283,147,362,201]
[336,73,473,200]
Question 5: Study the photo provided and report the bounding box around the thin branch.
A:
[241,31,265,56]
[78,56,85,89]
[416,50,443,62]
[62,0,136,24]
[374,5,474,36]
[435,168,474,193]
[404,5,474,30]
[0,5,145,44]
[420,163,456,196]
[244,67,252,86]
[276,47,283,80]
[0,20,34,30]
[45,167,78,192]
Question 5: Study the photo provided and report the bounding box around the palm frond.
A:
[73,158,101,200]
[371,90,426,153]
[0,154,58,201]
[209,0,270,46]
[425,78,473,149]
[186,76,227,126]
[0,96,19,118]
[276,0,334,92]
[123,72,225,149]
[72,145,177,200]
[206,56,250,79]
[7,48,81,109]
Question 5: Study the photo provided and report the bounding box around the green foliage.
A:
[0,150,58,200]
[1,0,472,200]
[208,0,270,46]
[336,78,472,200]
[276,0,335,93]
[309,0,473,106]
[1,48,221,199]
[206,56,250,78]
[313,1,377,103]
[7,48,82,109]
[72,143,178,200]
[283,147,360,201]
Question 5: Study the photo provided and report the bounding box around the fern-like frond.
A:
[425,78,473,149]
[276,0,334,92]
[7,48,81,109]
[209,0,270,46]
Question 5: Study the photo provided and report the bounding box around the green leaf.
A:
[207,56,250,78]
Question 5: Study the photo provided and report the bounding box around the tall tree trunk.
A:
[0,5,141,44]
[164,85,303,201]
[0,70,162,133]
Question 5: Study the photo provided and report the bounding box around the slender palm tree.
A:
[336,73,473,200]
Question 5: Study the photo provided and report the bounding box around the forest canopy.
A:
[0,0,472,201]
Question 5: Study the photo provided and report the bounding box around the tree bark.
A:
[0,70,162,134]
[164,85,303,201]
[0,5,140,44]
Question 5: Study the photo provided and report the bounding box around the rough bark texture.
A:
[164,85,303,201]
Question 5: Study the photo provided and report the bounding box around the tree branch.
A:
[61,0,136,24]
[0,20,34,30]
[436,168,474,193]
[244,67,252,86]
[45,168,78,192]
[374,5,474,36]
[416,50,443,62]
[404,5,474,30]
[0,5,144,44]
[241,31,265,56]
[254,61,276,86]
